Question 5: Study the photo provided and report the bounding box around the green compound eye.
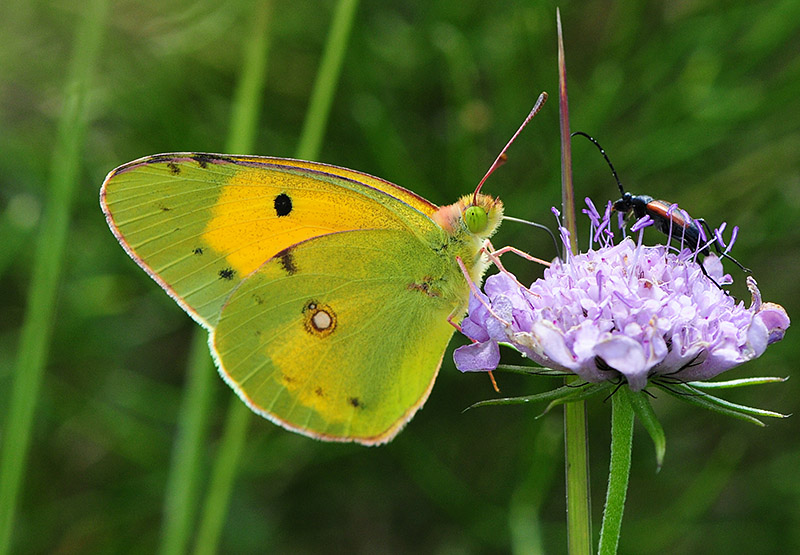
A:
[464,205,488,233]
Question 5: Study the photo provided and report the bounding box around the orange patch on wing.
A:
[202,167,427,276]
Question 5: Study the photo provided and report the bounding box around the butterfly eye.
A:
[464,205,488,233]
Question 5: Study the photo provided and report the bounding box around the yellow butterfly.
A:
[100,95,546,445]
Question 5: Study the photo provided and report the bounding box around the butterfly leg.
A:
[454,256,512,327]
[480,241,548,296]
[488,243,552,267]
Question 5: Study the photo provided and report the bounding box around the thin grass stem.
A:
[192,1,360,552]
[0,1,109,552]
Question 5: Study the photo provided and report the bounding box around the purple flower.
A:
[455,201,790,391]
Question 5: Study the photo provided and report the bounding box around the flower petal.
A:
[594,335,649,391]
[756,302,790,344]
[454,341,500,373]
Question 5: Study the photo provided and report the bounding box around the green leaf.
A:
[629,389,666,471]
[598,387,634,555]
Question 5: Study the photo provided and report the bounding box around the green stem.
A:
[226,0,274,156]
[159,333,217,555]
[191,1,359,552]
[598,387,634,555]
[296,0,360,160]
[0,1,108,552]
[564,397,592,555]
[556,8,578,251]
[160,6,274,553]
[169,3,273,554]
[557,9,592,554]
[193,402,252,555]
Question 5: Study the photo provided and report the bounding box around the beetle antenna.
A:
[473,92,548,205]
[571,131,625,197]
[503,215,562,259]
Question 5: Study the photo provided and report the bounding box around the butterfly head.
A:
[433,193,504,242]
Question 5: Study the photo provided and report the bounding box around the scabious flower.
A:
[455,199,790,391]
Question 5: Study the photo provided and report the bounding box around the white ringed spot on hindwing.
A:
[302,300,336,337]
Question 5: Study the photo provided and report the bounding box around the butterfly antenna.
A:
[571,131,625,197]
[473,92,548,205]
[503,215,561,259]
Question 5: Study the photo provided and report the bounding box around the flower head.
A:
[455,200,790,391]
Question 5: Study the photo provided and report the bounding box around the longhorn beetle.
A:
[571,131,749,276]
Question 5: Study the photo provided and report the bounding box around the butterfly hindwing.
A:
[212,228,464,444]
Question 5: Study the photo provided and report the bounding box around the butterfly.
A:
[101,153,503,445]
[100,94,546,445]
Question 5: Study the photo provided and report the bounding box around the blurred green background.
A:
[1,0,798,553]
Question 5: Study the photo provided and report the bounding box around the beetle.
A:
[572,131,749,274]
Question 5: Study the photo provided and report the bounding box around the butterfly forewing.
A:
[101,154,438,328]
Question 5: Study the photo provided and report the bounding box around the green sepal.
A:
[465,382,613,414]
[495,364,572,377]
[653,382,790,426]
[686,376,789,390]
[541,382,615,415]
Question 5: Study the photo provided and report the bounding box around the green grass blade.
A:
[159,333,218,555]
[0,1,109,552]
[160,3,274,555]
[295,0,360,160]
[226,0,273,156]
[192,1,359,553]
[161,5,275,554]
[193,402,252,555]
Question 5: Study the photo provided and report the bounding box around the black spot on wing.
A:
[167,162,181,175]
[277,248,298,275]
[407,276,440,297]
[146,154,178,165]
[191,153,231,168]
[219,268,235,280]
[274,193,292,217]
[349,397,362,408]
[193,247,204,255]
